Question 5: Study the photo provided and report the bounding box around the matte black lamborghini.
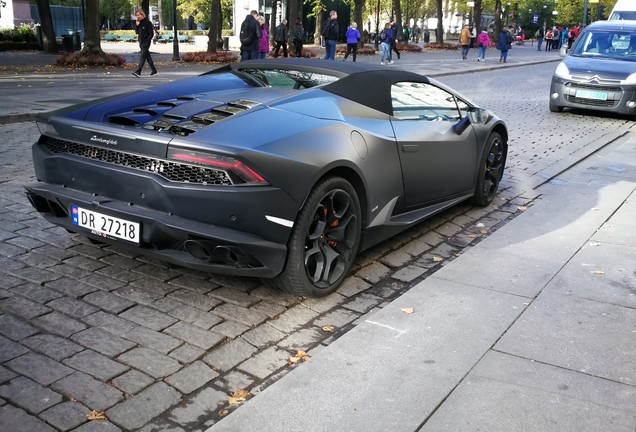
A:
[26,59,508,297]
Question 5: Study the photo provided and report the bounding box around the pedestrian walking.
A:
[132,9,157,77]
[476,29,492,61]
[258,16,269,59]
[321,11,339,60]
[497,26,513,63]
[469,24,477,48]
[551,26,560,51]
[239,10,261,61]
[292,19,304,57]
[536,25,545,51]
[390,20,401,60]
[379,22,394,65]
[273,19,289,58]
[343,22,361,61]
[459,24,471,60]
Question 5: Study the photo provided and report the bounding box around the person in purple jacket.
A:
[257,16,269,59]
[343,22,361,61]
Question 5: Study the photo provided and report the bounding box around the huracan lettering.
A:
[90,135,118,146]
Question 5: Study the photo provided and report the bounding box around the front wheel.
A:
[270,176,362,297]
[471,132,506,207]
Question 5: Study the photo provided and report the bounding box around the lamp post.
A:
[172,0,180,61]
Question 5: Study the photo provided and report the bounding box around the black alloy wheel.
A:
[471,132,506,206]
[270,176,361,297]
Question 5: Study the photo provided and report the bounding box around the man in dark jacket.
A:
[239,10,261,61]
[292,19,304,57]
[321,10,338,60]
[132,9,157,77]
[273,19,289,57]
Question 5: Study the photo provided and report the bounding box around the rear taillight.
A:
[168,148,266,185]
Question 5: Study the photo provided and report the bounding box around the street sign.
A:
[533,13,539,24]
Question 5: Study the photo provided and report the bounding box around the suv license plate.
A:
[71,206,140,244]
[575,89,608,100]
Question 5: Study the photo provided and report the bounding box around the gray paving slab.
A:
[543,242,636,308]
[207,278,525,432]
[421,351,636,432]
[495,291,636,385]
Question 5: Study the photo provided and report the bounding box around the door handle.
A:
[402,145,419,153]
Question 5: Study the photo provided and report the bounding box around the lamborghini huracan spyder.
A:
[26,59,508,297]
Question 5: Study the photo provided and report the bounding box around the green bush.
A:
[0,25,36,43]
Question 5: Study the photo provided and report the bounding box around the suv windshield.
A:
[571,29,636,61]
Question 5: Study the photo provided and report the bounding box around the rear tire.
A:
[269,176,361,297]
[471,132,506,207]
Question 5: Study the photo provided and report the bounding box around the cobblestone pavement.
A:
[1,62,634,432]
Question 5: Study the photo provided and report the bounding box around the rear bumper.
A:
[26,182,288,278]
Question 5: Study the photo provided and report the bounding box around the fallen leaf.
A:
[288,350,311,365]
[86,411,107,421]
[479,229,488,234]
[433,256,443,262]
[228,388,251,405]
[591,270,605,275]
[591,207,600,211]
[517,206,528,211]
[401,307,415,314]
[322,325,335,332]
[218,409,229,417]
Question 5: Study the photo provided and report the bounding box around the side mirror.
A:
[453,115,471,135]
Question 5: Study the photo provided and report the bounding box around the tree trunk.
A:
[158,0,164,30]
[81,0,104,55]
[270,0,277,44]
[474,0,482,32]
[494,0,501,42]
[288,0,299,45]
[314,13,323,45]
[207,0,220,52]
[393,0,403,42]
[36,0,57,53]
[353,0,363,47]
[436,0,444,44]
[142,0,150,15]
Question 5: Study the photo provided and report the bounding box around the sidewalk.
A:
[206,131,636,431]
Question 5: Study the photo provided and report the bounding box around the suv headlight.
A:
[554,62,571,80]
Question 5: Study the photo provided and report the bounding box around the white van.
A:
[609,0,636,20]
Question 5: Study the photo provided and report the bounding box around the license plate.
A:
[575,89,608,100]
[71,206,140,244]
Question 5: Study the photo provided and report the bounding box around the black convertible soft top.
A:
[226,58,432,115]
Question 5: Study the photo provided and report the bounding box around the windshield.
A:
[571,29,636,61]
